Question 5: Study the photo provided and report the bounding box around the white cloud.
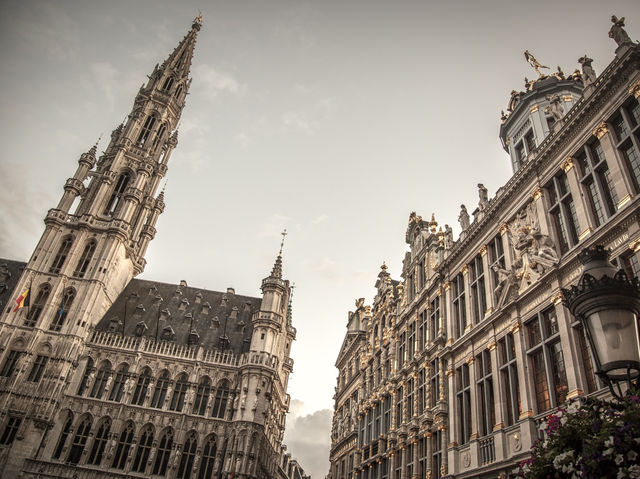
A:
[310,214,329,225]
[258,214,293,239]
[194,64,246,101]
[90,62,119,109]
[284,401,332,479]
[282,111,314,135]
[233,132,251,149]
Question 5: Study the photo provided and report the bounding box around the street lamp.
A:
[562,244,640,398]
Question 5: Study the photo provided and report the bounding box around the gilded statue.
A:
[524,50,549,77]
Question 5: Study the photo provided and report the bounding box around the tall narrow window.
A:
[211,380,230,419]
[574,323,598,394]
[456,363,471,445]
[132,425,154,473]
[77,358,94,396]
[112,421,135,469]
[177,431,197,479]
[131,367,151,406]
[577,141,618,227]
[193,377,211,415]
[499,333,521,426]
[50,288,75,332]
[109,364,129,402]
[0,417,21,446]
[476,350,495,436]
[408,321,416,358]
[430,296,440,341]
[398,332,406,368]
[66,415,92,465]
[198,435,217,479]
[406,378,414,419]
[103,172,131,216]
[170,373,189,411]
[152,123,167,150]
[453,273,466,338]
[527,307,568,413]
[432,430,442,479]
[0,350,23,377]
[162,76,175,92]
[24,284,50,327]
[153,429,173,475]
[27,354,49,382]
[418,310,427,351]
[612,98,640,191]
[417,368,426,415]
[87,418,110,466]
[53,413,73,459]
[488,234,506,302]
[469,255,487,324]
[136,115,157,147]
[395,385,403,426]
[90,362,112,399]
[174,85,183,100]
[547,173,580,254]
[73,240,96,278]
[430,358,440,408]
[151,370,170,408]
[49,237,73,274]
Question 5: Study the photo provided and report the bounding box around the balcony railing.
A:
[478,435,495,465]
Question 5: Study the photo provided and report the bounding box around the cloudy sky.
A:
[0,1,638,477]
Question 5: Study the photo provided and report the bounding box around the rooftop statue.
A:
[609,15,633,46]
[478,183,489,211]
[578,55,597,87]
[547,93,564,121]
[458,204,470,231]
[524,50,550,77]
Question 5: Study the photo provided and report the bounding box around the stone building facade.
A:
[0,17,297,479]
[329,17,640,479]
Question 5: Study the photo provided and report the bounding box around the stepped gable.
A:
[0,259,26,313]
[96,278,261,354]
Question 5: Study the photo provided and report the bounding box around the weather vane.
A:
[524,50,550,77]
[279,229,287,255]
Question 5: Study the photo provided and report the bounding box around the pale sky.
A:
[0,1,639,477]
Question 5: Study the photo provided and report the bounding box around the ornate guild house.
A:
[329,15,640,479]
[0,17,298,479]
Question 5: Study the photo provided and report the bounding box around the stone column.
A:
[400,445,407,479]
[411,438,419,479]
[466,356,478,442]
[425,432,432,478]
[479,245,493,315]
[389,450,396,479]
[511,319,534,418]
[561,157,592,241]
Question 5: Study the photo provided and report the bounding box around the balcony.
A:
[478,435,496,465]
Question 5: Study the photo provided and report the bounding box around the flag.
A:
[12,288,30,313]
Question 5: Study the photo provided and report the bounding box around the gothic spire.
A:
[157,14,202,85]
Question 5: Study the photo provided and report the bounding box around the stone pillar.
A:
[466,356,478,442]
[389,450,396,479]
[425,432,432,478]
[511,319,534,418]
[561,157,592,241]
[411,438,419,479]
[479,245,493,315]
[400,445,407,479]
[593,121,635,210]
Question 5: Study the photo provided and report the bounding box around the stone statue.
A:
[458,205,470,231]
[444,224,453,249]
[547,94,564,121]
[492,264,517,307]
[524,50,549,77]
[478,184,489,210]
[609,15,632,47]
[578,55,597,87]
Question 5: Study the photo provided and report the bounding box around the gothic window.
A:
[170,373,189,411]
[151,370,170,408]
[395,385,403,426]
[131,367,151,405]
[132,424,154,473]
[430,296,440,341]
[612,98,640,191]
[27,354,49,382]
[526,307,568,413]
[152,428,174,475]
[77,358,94,396]
[476,349,495,437]
[456,363,471,445]
[407,321,416,358]
[0,417,21,446]
[103,172,131,216]
[469,254,487,324]
[452,273,466,338]
[89,361,112,399]
[498,333,521,426]
[87,417,110,466]
[211,380,230,419]
[112,421,135,469]
[152,122,168,149]
[24,283,50,327]
[382,394,391,433]
[108,363,129,402]
[429,358,440,408]
[198,435,217,479]
[577,141,618,227]
[177,430,198,479]
[418,257,426,289]
[49,236,73,274]
[398,332,406,368]
[53,412,73,459]
[50,288,75,332]
[66,415,92,465]
[193,377,211,415]
[73,240,96,278]
[162,76,175,92]
[0,349,23,377]
[547,171,580,254]
[418,309,427,351]
[174,85,184,100]
[136,115,157,147]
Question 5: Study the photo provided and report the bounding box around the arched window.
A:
[177,430,197,479]
[152,428,173,475]
[87,417,110,466]
[162,76,175,92]
[174,85,183,99]
[150,370,170,408]
[89,361,112,399]
[132,424,154,473]
[50,288,75,332]
[24,283,50,327]
[170,373,189,411]
[193,377,211,415]
[109,363,129,402]
[49,237,73,274]
[66,415,92,465]
[152,123,167,149]
[112,421,135,469]
[52,412,73,460]
[198,435,217,479]
[73,240,96,278]
[77,358,94,396]
[136,115,157,147]
[27,353,49,382]
[131,367,151,405]
[211,380,230,419]
[103,172,131,216]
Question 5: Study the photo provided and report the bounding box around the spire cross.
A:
[279,229,287,255]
